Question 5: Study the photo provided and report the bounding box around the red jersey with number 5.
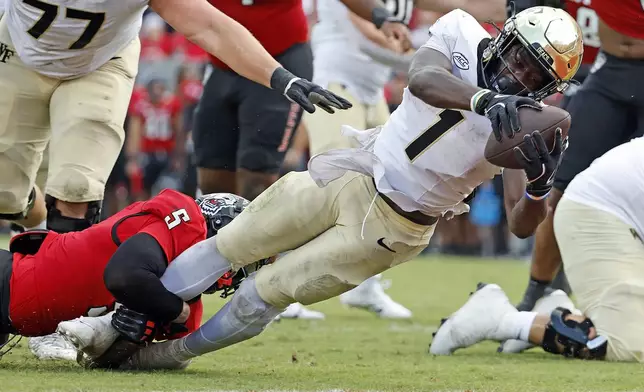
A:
[9,189,206,336]
[565,0,600,65]
[207,0,308,70]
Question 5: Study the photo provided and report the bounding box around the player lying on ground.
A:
[0,0,351,235]
[0,189,262,368]
[67,6,584,370]
[431,136,644,363]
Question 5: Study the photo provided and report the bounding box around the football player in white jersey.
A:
[288,0,510,321]
[0,0,351,235]
[67,6,583,369]
[431,136,644,362]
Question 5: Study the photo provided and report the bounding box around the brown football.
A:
[484,105,571,169]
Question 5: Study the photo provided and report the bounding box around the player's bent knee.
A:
[293,275,356,306]
[48,168,102,202]
[255,266,356,308]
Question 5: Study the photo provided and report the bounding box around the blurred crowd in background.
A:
[2,4,558,260]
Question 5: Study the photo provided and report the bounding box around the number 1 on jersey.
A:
[406,109,465,162]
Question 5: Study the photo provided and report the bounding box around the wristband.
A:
[470,89,491,114]
[525,190,550,201]
[269,67,297,95]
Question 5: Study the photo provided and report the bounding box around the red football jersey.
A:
[593,0,644,39]
[565,0,600,65]
[133,95,183,153]
[9,189,207,337]
[207,0,308,70]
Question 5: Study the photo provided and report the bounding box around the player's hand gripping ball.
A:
[484,105,571,169]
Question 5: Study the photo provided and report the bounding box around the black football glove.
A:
[514,129,565,199]
[473,90,542,141]
[112,306,159,344]
[270,67,352,114]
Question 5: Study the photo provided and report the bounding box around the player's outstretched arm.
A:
[150,0,351,114]
[502,130,564,238]
[408,47,483,111]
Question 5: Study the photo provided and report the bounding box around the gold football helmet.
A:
[482,6,584,100]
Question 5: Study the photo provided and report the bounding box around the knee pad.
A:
[293,275,355,306]
[542,307,608,359]
[0,188,36,221]
[45,195,102,233]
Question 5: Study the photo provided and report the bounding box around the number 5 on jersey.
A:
[23,0,105,49]
[406,109,465,162]
[165,209,190,230]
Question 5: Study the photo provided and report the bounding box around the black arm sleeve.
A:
[104,233,184,323]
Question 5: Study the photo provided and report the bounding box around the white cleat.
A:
[430,283,516,355]
[56,312,119,358]
[29,334,77,361]
[498,289,581,354]
[340,275,412,319]
[277,303,326,320]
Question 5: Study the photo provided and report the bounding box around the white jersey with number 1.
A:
[6,0,148,79]
[309,9,501,218]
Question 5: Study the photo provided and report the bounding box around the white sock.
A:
[500,311,538,342]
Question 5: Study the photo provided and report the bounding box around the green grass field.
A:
[1,234,643,392]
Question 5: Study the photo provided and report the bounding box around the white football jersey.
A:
[309,10,501,218]
[6,0,148,79]
[563,137,644,240]
[311,0,413,105]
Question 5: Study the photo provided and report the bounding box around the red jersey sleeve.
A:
[138,190,207,263]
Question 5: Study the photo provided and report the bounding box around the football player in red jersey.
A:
[125,80,186,201]
[505,0,644,353]
[0,190,258,367]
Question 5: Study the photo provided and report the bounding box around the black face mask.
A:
[492,72,526,96]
